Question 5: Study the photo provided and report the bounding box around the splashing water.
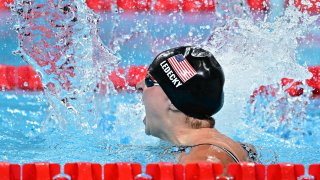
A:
[205,1,318,129]
[12,0,118,132]
[4,0,166,164]
[2,0,319,164]
[245,84,320,144]
[203,2,320,164]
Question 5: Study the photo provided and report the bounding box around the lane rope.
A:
[0,0,319,14]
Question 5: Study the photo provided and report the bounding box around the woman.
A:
[136,46,258,168]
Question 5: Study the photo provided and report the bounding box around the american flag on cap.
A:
[168,54,197,83]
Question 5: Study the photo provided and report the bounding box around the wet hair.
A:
[185,116,215,129]
[169,103,215,129]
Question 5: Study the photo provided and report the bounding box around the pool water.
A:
[0,0,320,167]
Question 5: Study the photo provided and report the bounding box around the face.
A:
[136,75,170,137]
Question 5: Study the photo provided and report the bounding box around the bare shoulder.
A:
[208,130,252,162]
[177,144,236,167]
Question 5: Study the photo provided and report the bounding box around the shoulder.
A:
[177,144,236,167]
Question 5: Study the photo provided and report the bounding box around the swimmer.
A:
[136,46,258,168]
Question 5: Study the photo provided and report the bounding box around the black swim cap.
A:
[148,46,224,119]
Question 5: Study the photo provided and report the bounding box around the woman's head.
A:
[136,46,224,140]
[148,46,225,119]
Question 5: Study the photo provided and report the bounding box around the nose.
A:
[136,78,145,92]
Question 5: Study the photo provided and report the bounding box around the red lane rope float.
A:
[267,164,305,180]
[146,163,184,180]
[185,163,223,179]
[106,65,148,92]
[0,64,147,92]
[250,65,320,103]
[0,65,16,91]
[85,0,114,12]
[182,0,216,13]
[228,162,265,180]
[105,163,142,179]
[306,65,320,95]
[22,163,60,180]
[1,162,320,179]
[154,0,216,13]
[281,78,304,97]
[154,0,182,13]
[0,0,13,10]
[17,65,43,91]
[0,162,20,180]
[247,0,320,14]
[247,0,270,12]
[0,0,220,13]
[309,164,320,180]
[289,0,320,15]
[0,65,43,91]
[87,0,216,12]
[117,0,152,12]
[65,162,102,180]
[1,0,319,14]
[1,65,319,97]
[1,64,320,97]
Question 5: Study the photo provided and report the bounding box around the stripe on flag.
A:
[167,54,196,83]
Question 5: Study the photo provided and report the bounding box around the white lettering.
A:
[176,81,183,88]
[164,67,170,73]
[160,61,167,67]
[160,61,183,88]
[169,73,175,81]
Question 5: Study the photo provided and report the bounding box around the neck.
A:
[158,112,217,146]
[162,127,217,146]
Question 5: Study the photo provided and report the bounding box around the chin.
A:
[145,129,151,135]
